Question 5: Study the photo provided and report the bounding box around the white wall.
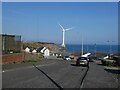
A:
[44,49,50,56]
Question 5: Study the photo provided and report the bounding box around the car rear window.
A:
[78,57,87,60]
[65,56,69,58]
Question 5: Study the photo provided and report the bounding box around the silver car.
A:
[76,57,89,67]
[64,56,71,60]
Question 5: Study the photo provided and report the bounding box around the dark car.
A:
[76,57,89,67]
[88,56,98,62]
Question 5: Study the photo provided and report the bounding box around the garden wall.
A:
[1,53,25,64]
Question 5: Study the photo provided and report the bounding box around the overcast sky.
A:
[2,2,118,45]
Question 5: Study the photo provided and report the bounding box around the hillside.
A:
[22,41,62,53]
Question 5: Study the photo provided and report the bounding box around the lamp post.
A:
[111,41,115,55]
[81,35,83,56]
[107,40,110,58]
[107,40,113,59]
[94,43,96,57]
[86,44,89,53]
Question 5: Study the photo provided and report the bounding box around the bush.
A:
[101,60,106,65]
[101,59,117,67]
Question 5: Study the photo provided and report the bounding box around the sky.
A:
[2,2,118,45]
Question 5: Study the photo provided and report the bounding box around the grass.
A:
[23,52,44,64]
[22,60,40,63]
[25,53,43,61]
[9,53,44,64]
[10,59,43,64]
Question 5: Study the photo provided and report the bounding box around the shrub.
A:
[101,59,117,67]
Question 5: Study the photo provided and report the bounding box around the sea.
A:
[65,44,118,54]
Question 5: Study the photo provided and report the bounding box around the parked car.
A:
[69,56,74,59]
[57,54,63,58]
[88,56,98,62]
[64,56,71,60]
[76,57,89,67]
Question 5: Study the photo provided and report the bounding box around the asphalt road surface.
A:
[2,59,87,88]
[82,62,118,88]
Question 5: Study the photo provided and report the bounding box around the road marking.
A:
[3,62,56,73]
[80,67,89,89]
[2,70,5,72]
[80,79,85,88]
[35,62,56,67]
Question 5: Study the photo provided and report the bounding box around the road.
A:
[2,59,87,88]
[2,58,118,89]
[82,62,118,88]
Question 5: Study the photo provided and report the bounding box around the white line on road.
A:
[35,62,56,67]
[80,79,85,88]
[3,62,57,73]
[2,71,5,72]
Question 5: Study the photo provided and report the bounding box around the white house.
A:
[52,53,55,56]
[32,49,37,53]
[41,47,47,53]
[39,47,50,58]
[43,48,50,57]
[25,47,30,53]
[56,54,58,57]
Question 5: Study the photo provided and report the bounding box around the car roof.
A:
[79,56,87,58]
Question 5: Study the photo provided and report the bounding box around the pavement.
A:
[82,61,118,88]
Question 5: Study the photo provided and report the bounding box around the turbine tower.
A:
[59,24,73,47]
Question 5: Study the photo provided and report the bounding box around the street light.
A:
[81,35,83,56]
[87,44,89,52]
[107,40,115,58]
[94,43,96,57]
[107,40,111,58]
[111,41,115,55]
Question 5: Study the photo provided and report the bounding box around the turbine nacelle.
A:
[59,24,73,32]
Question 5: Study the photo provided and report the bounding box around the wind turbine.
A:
[59,24,73,47]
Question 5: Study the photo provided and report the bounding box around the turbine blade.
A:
[65,27,73,31]
[59,24,64,31]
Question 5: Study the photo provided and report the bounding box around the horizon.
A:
[2,2,118,45]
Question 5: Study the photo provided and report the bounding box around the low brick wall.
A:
[1,53,25,64]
